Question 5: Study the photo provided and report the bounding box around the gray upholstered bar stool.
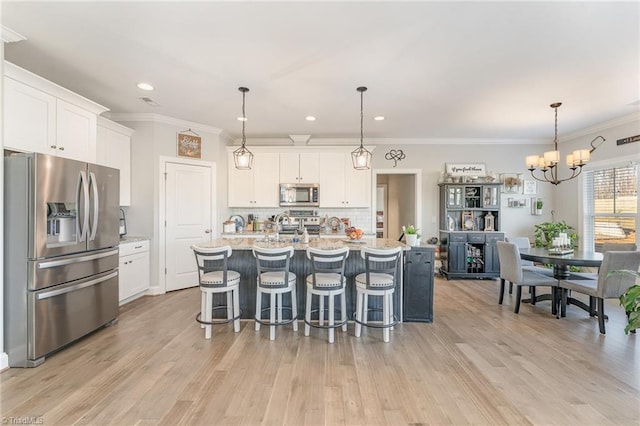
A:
[252,246,298,340]
[304,246,350,343]
[354,246,402,343]
[191,245,241,340]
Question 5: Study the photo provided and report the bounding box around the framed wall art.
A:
[523,179,537,195]
[500,173,523,194]
[177,129,202,159]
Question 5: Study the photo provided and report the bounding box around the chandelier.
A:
[233,87,254,170]
[525,102,605,185]
[351,86,372,170]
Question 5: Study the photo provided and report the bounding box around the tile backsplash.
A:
[227,208,373,233]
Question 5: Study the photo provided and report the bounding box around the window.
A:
[583,163,638,252]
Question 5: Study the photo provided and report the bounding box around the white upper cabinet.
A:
[3,61,108,163]
[279,152,319,183]
[228,151,280,207]
[319,152,371,208]
[96,117,134,206]
[4,77,56,155]
[56,99,97,162]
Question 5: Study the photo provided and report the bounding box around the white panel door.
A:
[165,162,213,292]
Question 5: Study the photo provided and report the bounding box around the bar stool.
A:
[252,246,298,340]
[304,246,350,343]
[354,246,402,343]
[191,245,241,340]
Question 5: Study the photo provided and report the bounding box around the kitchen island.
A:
[195,237,409,322]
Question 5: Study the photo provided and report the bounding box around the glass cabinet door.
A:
[446,186,463,208]
[482,186,499,208]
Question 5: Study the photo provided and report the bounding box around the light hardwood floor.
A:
[2,276,639,425]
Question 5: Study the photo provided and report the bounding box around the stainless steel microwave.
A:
[279,183,319,207]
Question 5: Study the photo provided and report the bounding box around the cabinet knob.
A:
[205,229,212,234]
[58,146,65,151]
[50,145,57,149]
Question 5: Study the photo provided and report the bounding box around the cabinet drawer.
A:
[467,233,485,243]
[449,233,467,243]
[119,240,149,256]
[485,234,505,244]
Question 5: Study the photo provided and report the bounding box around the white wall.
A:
[0,36,7,370]
[109,115,225,293]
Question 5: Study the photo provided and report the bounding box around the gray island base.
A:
[191,238,433,324]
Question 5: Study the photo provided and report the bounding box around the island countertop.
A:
[195,237,410,251]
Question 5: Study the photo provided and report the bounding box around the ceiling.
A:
[2,1,639,143]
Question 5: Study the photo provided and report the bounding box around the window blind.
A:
[583,164,638,251]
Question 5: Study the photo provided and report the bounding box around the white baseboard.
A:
[0,352,9,371]
[145,286,165,296]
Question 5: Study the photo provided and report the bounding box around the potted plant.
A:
[402,225,420,246]
[534,221,577,248]
[611,270,640,334]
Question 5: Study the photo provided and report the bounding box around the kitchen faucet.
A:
[273,211,291,241]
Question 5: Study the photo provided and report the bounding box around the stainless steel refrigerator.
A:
[4,152,120,367]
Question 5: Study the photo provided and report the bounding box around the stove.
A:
[280,210,321,235]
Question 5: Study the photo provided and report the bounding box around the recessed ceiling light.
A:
[374,116,385,121]
[136,82,154,91]
[306,116,316,121]
[237,116,248,121]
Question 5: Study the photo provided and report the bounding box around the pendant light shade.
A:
[233,87,254,170]
[351,86,372,170]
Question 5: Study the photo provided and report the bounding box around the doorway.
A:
[372,169,422,241]
[159,156,216,293]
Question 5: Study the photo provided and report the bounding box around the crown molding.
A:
[104,113,224,135]
[1,26,26,43]
[230,137,546,146]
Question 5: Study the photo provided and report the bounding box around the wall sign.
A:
[177,130,202,158]
[617,135,640,146]
[445,163,486,177]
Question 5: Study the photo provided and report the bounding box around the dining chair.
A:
[496,241,558,313]
[252,246,298,340]
[505,236,554,300]
[304,246,350,343]
[558,250,640,334]
[601,242,637,252]
[191,245,241,339]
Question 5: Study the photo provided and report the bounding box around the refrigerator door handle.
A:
[37,248,119,269]
[77,171,90,242]
[88,171,99,241]
[36,270,118,300]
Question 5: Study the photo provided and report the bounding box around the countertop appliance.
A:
[279,209,321,235]
[119,208,127,236]
[4,152,120,367]
[279,183,319,207]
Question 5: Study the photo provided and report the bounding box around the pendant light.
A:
[233,87,254,170]
[351,86,372,170]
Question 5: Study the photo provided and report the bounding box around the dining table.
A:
[519,247,604,317]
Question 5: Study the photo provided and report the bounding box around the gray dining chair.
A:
[558,250,640,334]
[496,241,558,313]
[601,242,637,253]
[505,236,554,299]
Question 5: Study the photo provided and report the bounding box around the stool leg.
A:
[255,288,262,331]
[227,291,233,322]
[270,293,276,341]
[205,291,212,340]
[233,288,240,333]
[383,293,390,343]
[341,291,347,332]
[291,285,298,332]
[363,295,369,325]
[305,290,312,336]
[329,292,335,343]
[277,293,283,324]
[355,290,363,338]
[201,291,206,328]
[319,296,324,326]
[389,292,394,331]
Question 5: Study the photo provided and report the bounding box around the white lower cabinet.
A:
[119,240,150,304]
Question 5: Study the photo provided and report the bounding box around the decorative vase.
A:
[406,234,418,246]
